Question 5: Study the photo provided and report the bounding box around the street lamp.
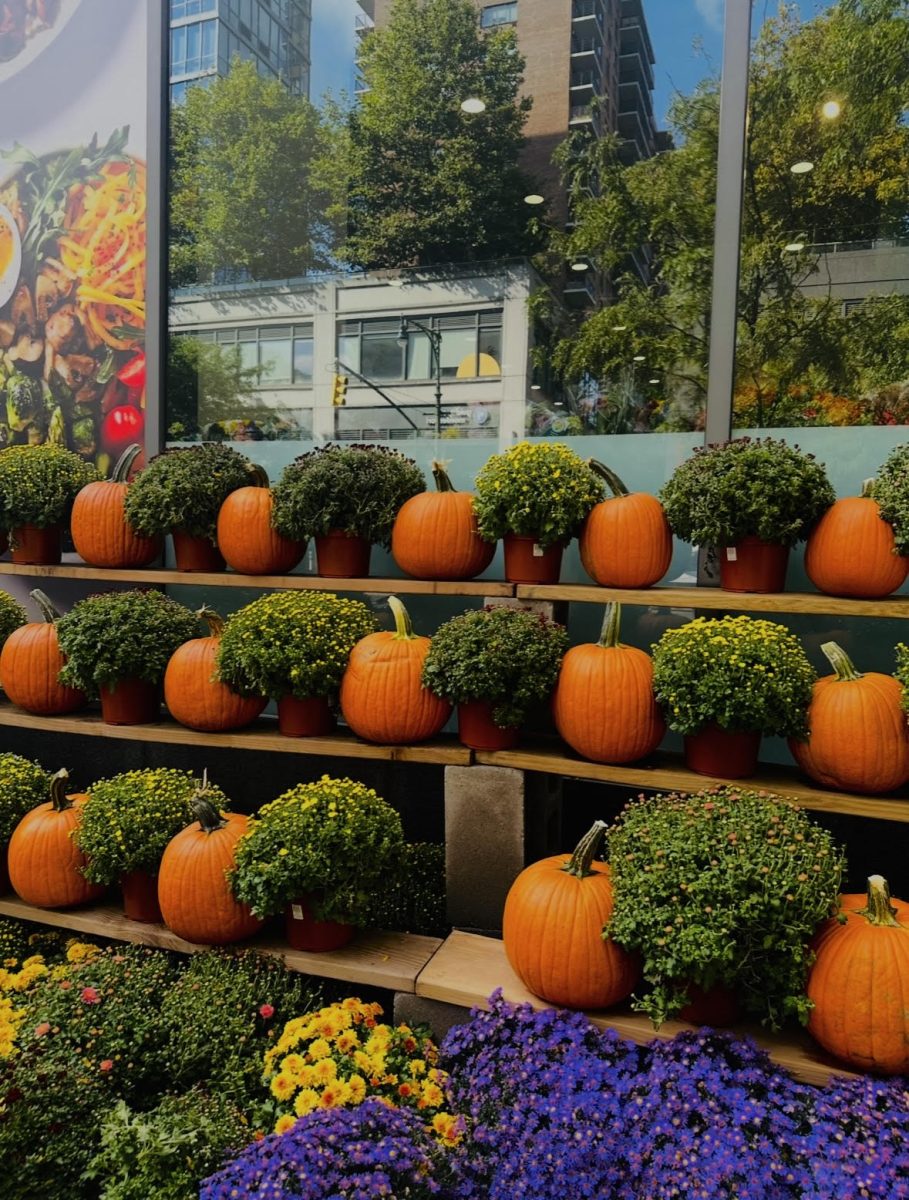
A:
[397,316,443,435]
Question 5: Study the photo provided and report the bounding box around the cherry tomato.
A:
[102,405,145,456]
[116,352,146,392]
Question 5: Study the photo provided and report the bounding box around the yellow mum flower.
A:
[308,1038,331,1060]
[274,1114,297,1135]
[270,1073,296,1101]
[312,1058,337,1085]
[294,1088,321,1117]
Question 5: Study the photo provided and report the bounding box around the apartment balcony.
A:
[619,0,656,66]
[571,65,601,90]
[563,274,598,309]
[572,0,605,25]
[571,35,602,57]
[619,77,655,124]
[619,47,654,92]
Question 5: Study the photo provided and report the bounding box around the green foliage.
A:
[272,444,424,548]
[892,641,909,711]
[422,606,568,728]
[85,1090,250,1200]
[652,615,816,738]
[123,444,256,542]
[605,787,844,1027]
[0,589,26,662]
[216,590,375,701]
[56,590,201,696]
[75,769,228,884]
[166,336,262,440]
[343,0,539,269]
[871,442,909,554]
[473,441,603,547]
[0,444,98,529]
[658,438,834,548]
[367,842,448,938]
[0,753,48,844]
[230,775,405,923]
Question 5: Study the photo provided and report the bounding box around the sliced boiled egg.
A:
[0,203,23,313]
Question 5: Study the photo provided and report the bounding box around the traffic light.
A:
[331,373,348,407]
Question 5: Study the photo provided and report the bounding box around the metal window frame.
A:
[145,0,168,457]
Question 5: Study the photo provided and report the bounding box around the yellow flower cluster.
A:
[263,998,460,1145]
[0,941,97,1059]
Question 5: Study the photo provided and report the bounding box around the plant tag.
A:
[726,547,737,561]
[291,904,304,921]
[532,542,544,557]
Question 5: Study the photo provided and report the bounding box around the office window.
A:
[170,17,217,76]
[338,312,503,384]
[480,2,517,27]
[170,0,215,18]
[196,324,312,387]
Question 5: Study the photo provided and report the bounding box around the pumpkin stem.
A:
[49,768,73,813]
[562,820,608,879]
[388,595,417,640]
[196,606,225,638]
[30,589,61,625]
[597,603,622,649]
[860,478,877,498]
[821,641,863,681]
[431,460,455,493]
[247,464,270,488]
[589,460,630,497]
[192,771,228,834]
[859,875,902,927]
[111,443,143,483]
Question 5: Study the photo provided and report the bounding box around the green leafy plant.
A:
[74,769,228,885]
[230,775,405,923]
[0,445,98,531]
[123,444,256,543]
[658,438,835,548]
[367,842,448,938]
[271,444,424,547]
[473,441,603,548]
[895,641,909,710]
[421,605,568,728]
[0,753,49,845]
[215,590,375,700]
[871,443,909,555]
[56,590,201,696]
[0,589,26,659]
[651,615,815,737]
[605,787,844,1027]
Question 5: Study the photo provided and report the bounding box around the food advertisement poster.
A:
[0,0,149,473]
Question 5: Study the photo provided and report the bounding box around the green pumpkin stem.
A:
[860,875,902,927]
[597,603,622,649]
[821,641,863,681]
[247,464,270,488]
[30,589,61,625]
[388,596,416,640]
[589,460,630,498]
[111,443,143,483]
[431,460,455,493]
[562,820,608,879]
[49,768,73,812]
[191,769,227,833]
[860,478,876,499]
[196,606,226,638]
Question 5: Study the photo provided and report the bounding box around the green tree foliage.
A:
[343,0,540,269]
[166,336,261,438]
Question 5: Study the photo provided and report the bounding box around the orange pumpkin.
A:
[580,461,672,588]
[164,608,266,732]
[391,461,495,581]
[8,769,105,908]
[790,641,909,794]
[217,475,305,575]
[839,890,909,917]
[552,603,664,764]
[71,444,161,568]
[807,874,909,1075]
[340,596,451,743]
[158,787,263,945]
[503,820,638,1010]
[0,589,86,715]
[805,481,908,599]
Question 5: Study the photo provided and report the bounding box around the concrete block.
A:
[393,992,472,1041]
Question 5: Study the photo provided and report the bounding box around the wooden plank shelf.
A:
[0,895,443,993]
[0,704,472,766]
[474,743,909,823]
[517,582,909,618]
[0,562,514,598]
[417,931,857,1087]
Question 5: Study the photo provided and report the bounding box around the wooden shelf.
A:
[0,562,514,598]
[0,703,472,766]
[417,931,857,1087]
[474,743,909,823]
[517,582,909,618]
[0,895,442,993]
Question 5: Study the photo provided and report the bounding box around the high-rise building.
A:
[169,0,312,104]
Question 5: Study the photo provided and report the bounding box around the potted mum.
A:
[123,444,257,572]
[74,767,229,923]
[215,591,375,736]
[605,786,843,1027]
[421,605,568,750]
[651,614,815,778]
[0,753,49,893]
[0,445,98,564]
[473,441,603,584]
[56,590,201,725]
[659,438,835,592]
[272,444,425,577]
[0,588,26,668]
[230,775,405,951]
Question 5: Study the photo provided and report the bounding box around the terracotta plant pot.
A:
[679,982,740,1027]
[120,869,163,924]
[277,694,336,737]
[99,678,161,726]
[171,529,226,573]
[314,530,372,578]
[684,724,761,779]
[0,843,10,895]
[285,895,356,952]
[10,524,62,565]
[457,700,520,751]
[718,537,789,593]
[502,534,564,585]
